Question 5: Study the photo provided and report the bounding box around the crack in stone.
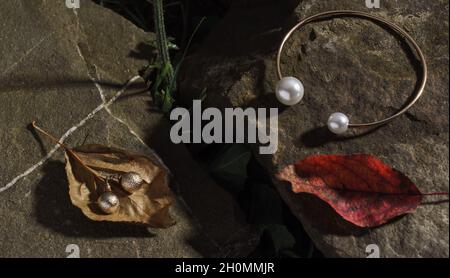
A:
[0,8,147,194]
[132,240,141,258]
[71,8,151,151]
[0,75,141,194]
[1,32,54,77]
[92,68,149,148]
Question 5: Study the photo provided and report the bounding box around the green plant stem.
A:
[153,0,174,84]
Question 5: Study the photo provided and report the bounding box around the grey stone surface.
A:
[0,0,257,258]
[180,0,449,257]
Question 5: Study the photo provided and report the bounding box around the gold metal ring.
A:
[276,10,428,129]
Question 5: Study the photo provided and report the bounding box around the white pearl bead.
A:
[275,77,304,106]
[327,113,349,134]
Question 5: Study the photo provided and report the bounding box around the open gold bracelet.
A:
[275,10,428,134]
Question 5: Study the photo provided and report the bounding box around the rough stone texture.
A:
[180,0,449,257]
[0,0,257,257]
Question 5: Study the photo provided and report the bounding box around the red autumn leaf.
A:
[277,154,424,228]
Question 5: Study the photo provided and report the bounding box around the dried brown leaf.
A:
[65,144,175,228]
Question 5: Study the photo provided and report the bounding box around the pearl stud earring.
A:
[275,10,427,134]
[327,113,349,135]
[275,76,304,106]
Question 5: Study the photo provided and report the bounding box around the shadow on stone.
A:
[244,60,291,111]
[27,123,47,157]
[128,42,156,61]
[34,160,153,238]
[278,181,408,238]
[0,77,135,92]
[300,125,384,148]
[421,199,450,206]
[143,117,259,257]
[178,0,301,106]
[276,182,366,236]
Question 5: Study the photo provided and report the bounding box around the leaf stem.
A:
[422,192,449,196]
[31,121,105,182]
[32,121,69,150]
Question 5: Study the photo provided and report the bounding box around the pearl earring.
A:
[275,10,427,134]
[327,113,349,135]
[275,76,304,106]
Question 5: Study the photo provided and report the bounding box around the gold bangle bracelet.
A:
[275,10,428,134]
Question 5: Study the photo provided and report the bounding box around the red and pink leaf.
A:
[277,154,423,227]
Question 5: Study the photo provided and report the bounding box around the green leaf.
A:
[160,36,178,51]
[248,183,283,228]
[279,248,302,258]
[264,224,296,254]
[209,145,251,187]
[161,89,175,113]
[199,87,207,101]
[152,62,172,104]
[247,182,298,256]
[167,17,206,97]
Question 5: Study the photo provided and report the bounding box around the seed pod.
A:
[97,191,120,214]
[121,172,144,193]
